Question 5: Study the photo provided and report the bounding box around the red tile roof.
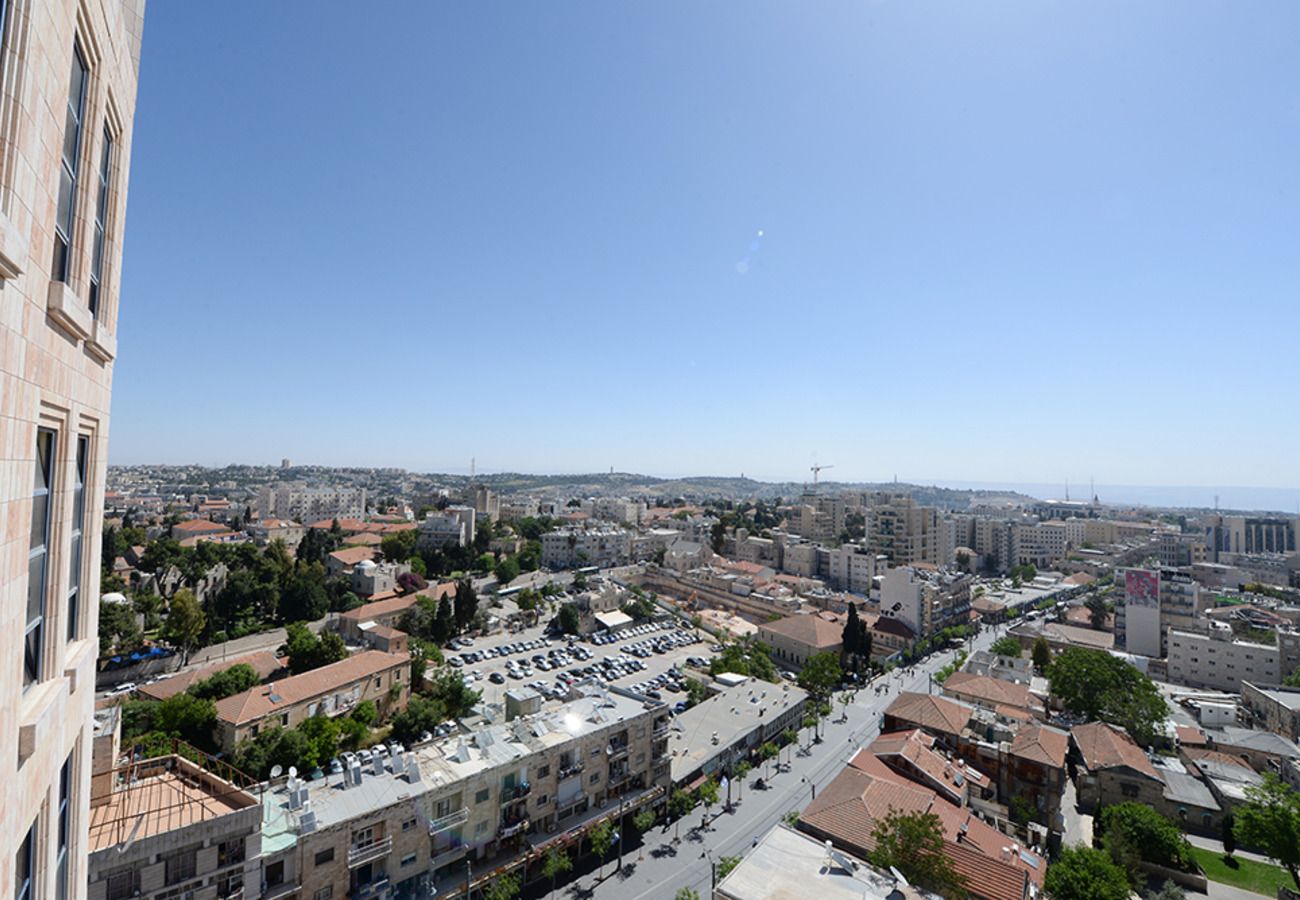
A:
[761,614,843,650]
[1071,722,1159,780]
[173,519,228,534]
[1008,725,1069,769]
[867,729,990,802]
[328,546,375,568]
[883,692,972,737]
[215,651,409,727]
[138,651,285,702]
[942,672,1042,717]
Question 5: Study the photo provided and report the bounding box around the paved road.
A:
[548,627,1001,899]
[183,616,330,668]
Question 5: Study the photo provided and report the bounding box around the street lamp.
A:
[616,794,626,874]
[702,848,717,891]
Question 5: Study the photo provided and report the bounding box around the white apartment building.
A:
[1014,521,1070,568]
[417,505,476,550]
[1115,567,1209,658]
[0,2,144,898]
[1167,623,1283,692]
[259,482,367,522]
[825,543,882,595]
[865,494,943,567]
[787,493,845,543]
[541,526,632,569]
[586,497,645,526]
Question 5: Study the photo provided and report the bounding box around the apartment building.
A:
[249,518,307,550]
[261,683,671,899]
[1114,567,1208,658]
[1167,623,1282,692]
[0,2,145,897]
[540,525,631,569]
[416,506,476,550]
[1240,683,1300,744]
[1203,513,1300,561]
[1013,521,1069,568]
[824,542,882,594]
[87,750,262,900]
[214,651,411,752]
[865,494,941,566]
[787,492,845,543]
[258,483,367,523]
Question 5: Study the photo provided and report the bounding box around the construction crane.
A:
[810,463,834,486]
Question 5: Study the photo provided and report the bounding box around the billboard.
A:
[1124,568,1160,608]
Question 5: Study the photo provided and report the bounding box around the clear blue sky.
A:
[114,1,1300,491]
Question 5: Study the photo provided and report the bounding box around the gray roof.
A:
[1158,767,1221,811]
[1208,726,1300,758]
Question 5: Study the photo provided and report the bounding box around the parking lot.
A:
[441,618,712,712]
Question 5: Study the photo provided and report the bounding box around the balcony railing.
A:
[348,835,393,868]
[263,882,298,900]
[653,722,670,738]
[353,877,390,899]
[432,840,468,869]
[499,817,529,839]
[558,761,584,780]
[500,782,532,805]
[427,806,470,835]
[606,742,629,760]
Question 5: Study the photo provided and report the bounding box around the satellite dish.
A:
[270,765,283,780]
[288,766,298,778]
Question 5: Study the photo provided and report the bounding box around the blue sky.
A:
[114,1,1300,491]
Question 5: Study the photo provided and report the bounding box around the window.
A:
[475,788,489,804]
[88,128,113,315]
[27,429,55,687]
[536,794,549,806]
[401,853,417,867]
[314,889,333,900]
[475,821,488,836]
[401,817,417,832]
[16,820,35,900]
[218,836,245,867]
[217,871,244,899]
[67,436,87,640]
[163,846,198,884]
[314,847,334,866]
[105,867,140,900]
[1120,783,1139,799]
[589,772,600,784]
[265,860,285,886]
[537,764,550,778]
[56,755,72,899]
[53,45,88,283]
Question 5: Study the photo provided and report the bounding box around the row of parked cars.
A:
[587,620,680,645]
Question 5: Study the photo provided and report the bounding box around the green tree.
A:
[426,666,482,718]
[1032,635,1052,673]
[589,820,614,878]
[1047,648,1167,745]
[1095,802,1193,874]
[381,529,417,563]
[717,856,741,881]
[1043,845,1132,900]
[556,602,581,635]
[759,741,779,779]
[153,692,218,750]
[188,663,259,701]
[633,808,656,835]
[389,694,447,744]
[435,595,456,642]
[675,889,700,900]
[161,588,206,663]
[99,600,143,655]
[541,847,572,897]
[281,622,348,674]
[1220,812,1235,856]
[483,872,520,900]
[1234,774,1300,888]
[990,636,1023,658]
[670,788,694,842]
[698,778,720,820]
[351,699,378,727]
[133,590,165,632]
[1085,594,1110,630]
[1145,881,1186,900]
[797,652,842,700]
[708,637,779,683]
[297,714,340,768]
[734,760,753,800]
[494,556,520,586]
[869,809,966,897]
[454,579,479,632]
[279,563,330,622]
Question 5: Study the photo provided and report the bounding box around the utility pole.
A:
[465,858,472,898]
[616,794,625,874]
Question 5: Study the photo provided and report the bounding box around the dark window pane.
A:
[24,621,41,684]
[68,48,86,112]
[30,492,47,549]
[56,165,74,236]
[28,552,46,623]
[62,103,80,164]
[36,430,53,489]
[68,539,81,590]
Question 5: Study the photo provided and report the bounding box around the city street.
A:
[546,626,1002,899]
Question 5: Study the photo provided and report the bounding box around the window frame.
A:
[53,42,89,283]
[67,435,88,641]
[27,427,56,687]
[56,754,73,900]
[88,126,114,316]
[16,818,36,900]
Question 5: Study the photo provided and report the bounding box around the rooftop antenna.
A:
[1065,479,1070,502]
[470,457,476,479]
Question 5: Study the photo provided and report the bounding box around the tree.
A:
[162,588,206,663]
[381,529,417,564]
[698,778,720,821]
[675,889,700,900]
[1095,802,1194,874]
[758,742,779,779]
[153,692,218,750]
[717,856,741,881]
[556,602,581,635]
[453,579,478,633]
[188,663,259,701]
[734,760,753,800]
[589,820,614,878]
[435,595,456,643]
[426,666,482,718]
[1220,812,1235,857]
[99,600,143,655]
[1032,635,1052,673]
[1233,774,1300,888]
[781,727,799,764]
[797,652,842,700]
[708,637,779,683]
[297,714,340,768]
[1145,882,1186,900]
[1047,648,1167,745]
[279,563,330,622]
[1043,845,1132,900]
[541,847,572,897]
[670,788,694,842]
[494,556,520,586]
[633,808,656,835]
[990,636,1022,658]
[483,872,520,900]
[869,809,966,897]
[1085,594,1110,630]
[389,694,447,744]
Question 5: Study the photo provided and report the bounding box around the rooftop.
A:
[761,612,844,648]
[215,650,409,726]
[671,680,809,782]
[883,692,973,737]
[1071,722,1159,780]
[137,650,285,701]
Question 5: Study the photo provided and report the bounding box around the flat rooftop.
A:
[671,679,808,782]
[89,758,257,852]
[715,822,936,900]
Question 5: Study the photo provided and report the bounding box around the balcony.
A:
[608,769,631,788]
[348,835,393,868]
[653,721,670,738]
[606,742,629,761]
[427,806,469,835]
[499,816,530,839]
[558,761,584,780]
[353,877,390,899]
[263,882,298,900]
[500,782,532,805]
[432,840,468,869]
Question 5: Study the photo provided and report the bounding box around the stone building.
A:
[0,1,145,897]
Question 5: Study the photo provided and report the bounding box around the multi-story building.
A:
[258,482,368,522]
[1240,683,1300,744]
[416,506,476,550]
[1203,514,1300,560]
[865,494,941,566]
[540,525,631,569]
[1115,567,1208,658]
[787,492,845,543]
[1166,623,1282,692]
[0,2,145,897]
[824,542,882,595]
[467,484,499,522]
[877,566,973,638]
[214,651,411,752]
[1157,531,1209,568]
[248,517,307,550]
[1013,521,1070,568]
[261,683,671,899]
